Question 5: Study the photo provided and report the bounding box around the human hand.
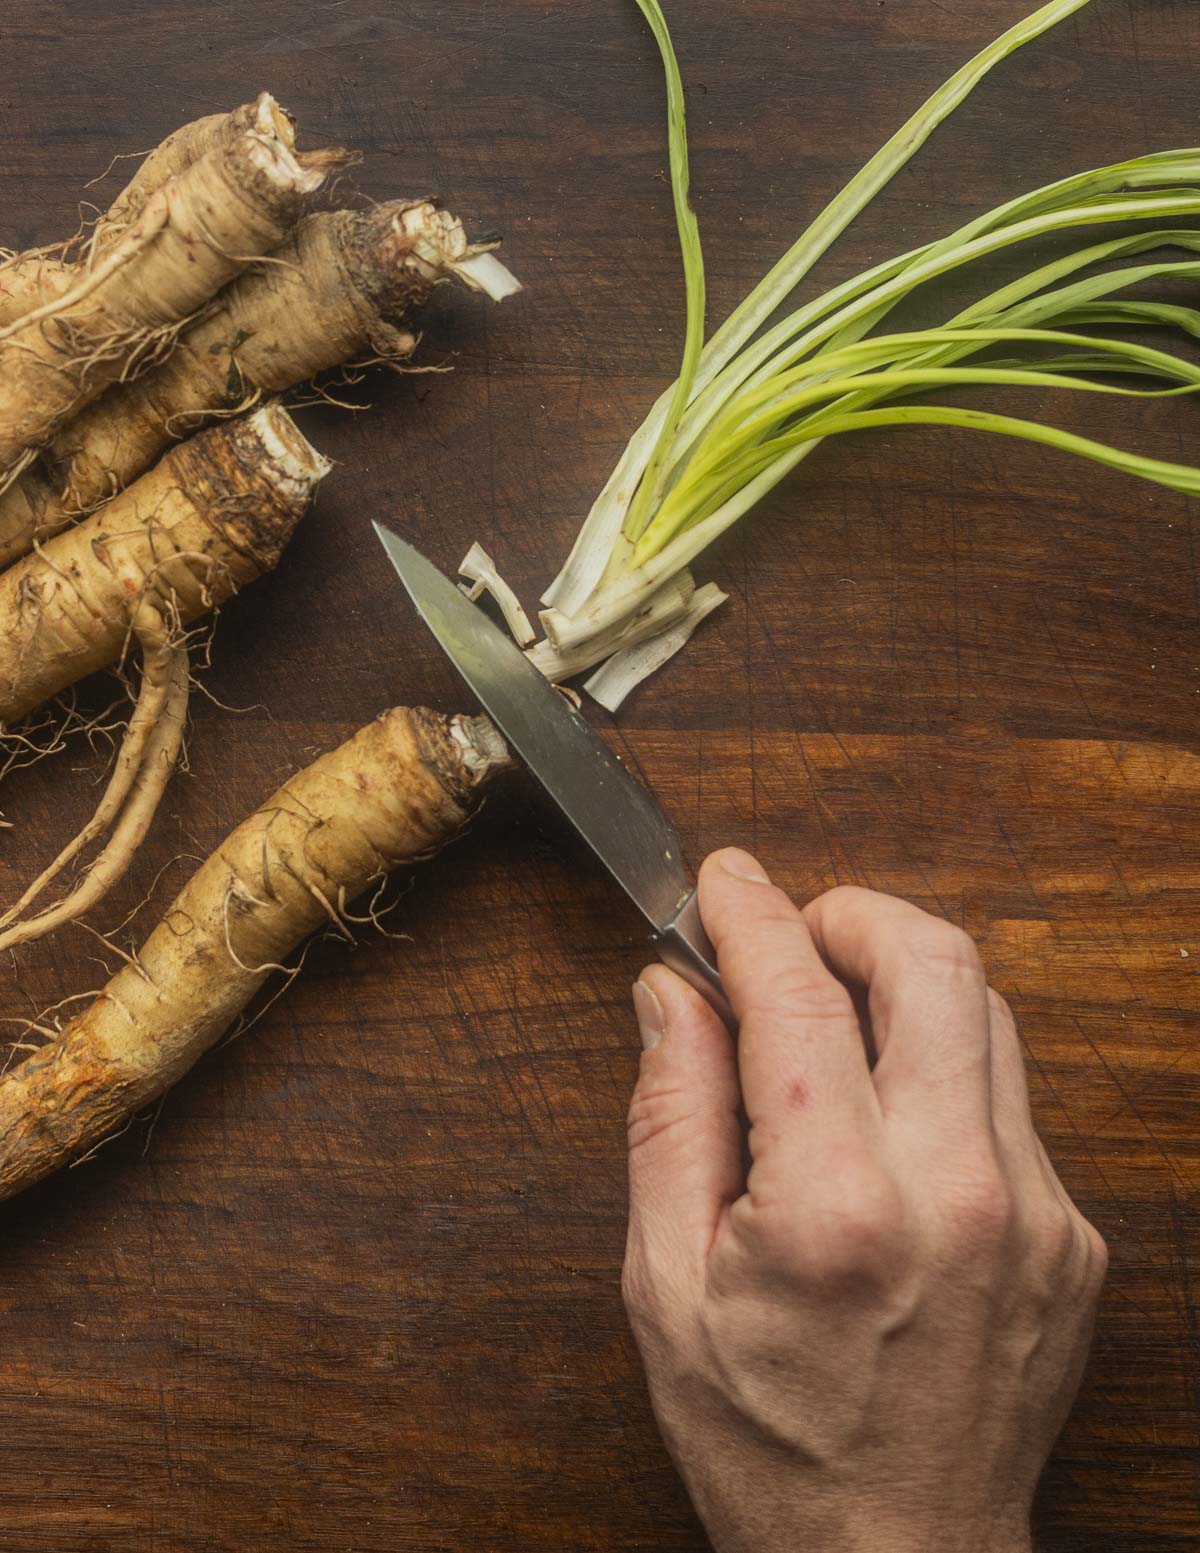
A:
[624,850,1106,1553]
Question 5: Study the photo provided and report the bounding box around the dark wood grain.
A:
[0,1,1197,1547]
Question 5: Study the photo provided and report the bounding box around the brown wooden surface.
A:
[0,1,1198,1547]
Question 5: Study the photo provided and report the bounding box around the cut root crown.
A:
[382,201,522,302]
[246,400,333,498]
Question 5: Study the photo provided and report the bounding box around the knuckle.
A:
[824,1209,903,1287]
[1028,1188,1108,1278]
[749,1167,905,1290]
[1032,1203,1079,1268]
[986,987,1017,1032]
[903,919,983,979]
[825,1210,906,1290]
[943,1165,1015,1248]
[745,966,854,1025]
[816,883,888,920]
[622,1241,699,1353]
[738,896,814,956]
[1083,1222,1110,1287]
[752,1199,812,1272]
[813,883,869,916]
[625,1081,694,1156]
[721,883,801,936]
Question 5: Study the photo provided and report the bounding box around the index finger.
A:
[698,850,877,1139]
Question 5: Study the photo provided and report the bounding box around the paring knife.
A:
[373,524,732,1025]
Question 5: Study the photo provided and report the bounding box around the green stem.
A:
[624,0,706,545]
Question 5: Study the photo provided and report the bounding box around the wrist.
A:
[870,1515,1032,1553]
[983,1533,1033,1553]
[881,1538,1030,1553]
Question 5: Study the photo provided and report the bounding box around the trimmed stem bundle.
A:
[0,707,509,1202]
[517,0,1200,702]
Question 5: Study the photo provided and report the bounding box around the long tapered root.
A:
[0,604,189,946]
[0,708,511,1201]
[0,403,327,950]
[0,649,190,953]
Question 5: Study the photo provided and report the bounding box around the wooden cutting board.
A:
[0,1,1196,1548]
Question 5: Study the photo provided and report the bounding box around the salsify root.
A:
[0,201,517,556]
[0,111,344,484]
[0,707,510,1202]
[0,402,327,724]
[0,402,328,947]
[93,93,297,248]
[0,95,294,337]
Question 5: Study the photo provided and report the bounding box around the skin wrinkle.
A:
[209,711,484,975]
[0,256,71,331]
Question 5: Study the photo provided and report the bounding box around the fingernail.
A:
[632,980,665,1051]
[719,847,770,884]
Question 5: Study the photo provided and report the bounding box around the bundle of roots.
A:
[0,96,518,959]
[0,93,346,489]
[0,198,512,562]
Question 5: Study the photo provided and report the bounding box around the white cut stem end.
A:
[245,124,326,194]
[584,583,729,713]
[528,570,695,682]
[458,542,536,645]
[451,715,512,777]
[453,251,523,302]
[254,92,296,149]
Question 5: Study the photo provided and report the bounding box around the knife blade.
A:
[373,524,730,1021]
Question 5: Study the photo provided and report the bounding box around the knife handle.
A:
[656,890,735,1030]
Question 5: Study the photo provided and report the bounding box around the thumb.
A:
[625,964,743,1303]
